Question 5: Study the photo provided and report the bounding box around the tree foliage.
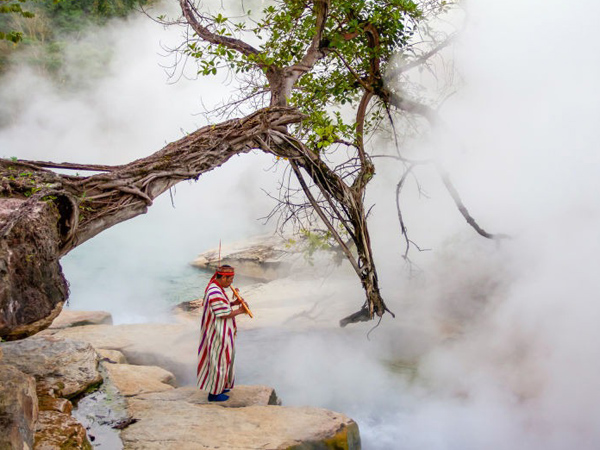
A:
[0,0,146,74]
[169,0,475,323]
[0,0,501,339]
[0,0,36,43]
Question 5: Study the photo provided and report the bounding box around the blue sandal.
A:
[208,393,229,402]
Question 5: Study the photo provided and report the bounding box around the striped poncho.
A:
[196,280,237,395]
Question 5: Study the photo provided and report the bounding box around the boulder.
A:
[97,348,128,364]
[38,396,73,415]
[0,364,38,450]
[0,336,102,398]
[49,309,113,329]
[34,410,92,450]
[121,390,360,450]
[102,363,176,397]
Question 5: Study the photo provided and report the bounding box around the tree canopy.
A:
[0,0,501,340]
[0,0,35,43]
[168,0,481,322]
[0,0,147,76]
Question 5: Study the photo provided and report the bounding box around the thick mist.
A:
[1,1,599,449]
[0,4,280,321]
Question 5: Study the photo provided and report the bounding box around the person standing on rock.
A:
[197,265,248,402]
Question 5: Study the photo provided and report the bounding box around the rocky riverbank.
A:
[0,309,361,449]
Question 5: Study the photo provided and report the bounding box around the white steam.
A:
[0,5,278,321]
[1,1,600,449]
[244,1,600,449]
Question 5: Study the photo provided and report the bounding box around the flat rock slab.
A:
[0,335,102,398]
[46,323,198,384]
[122,401,360,450]
[49,309,113,329]
[46,323,193,357]
[132,385,280,408]
[103,363,176,397]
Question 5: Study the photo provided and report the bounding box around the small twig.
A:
[436,164,509,240]
[366,315,383,340]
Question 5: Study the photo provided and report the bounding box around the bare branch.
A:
[289,160,361,277]
[386,90,440,126]
[387,33,458,78]
[436,165,509,240]
[179,0,260,59]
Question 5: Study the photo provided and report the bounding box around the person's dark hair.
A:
[215,264,234,279]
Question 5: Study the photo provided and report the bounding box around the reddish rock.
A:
[34,410,92,450]
[0,364,38,450]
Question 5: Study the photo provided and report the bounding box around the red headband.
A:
[216,266,235,276]
[205,266,235,295]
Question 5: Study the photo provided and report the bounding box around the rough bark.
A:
[0,198,68,340]
[0,102,394,339]
[0,108,303,339]
[1,0,446,337]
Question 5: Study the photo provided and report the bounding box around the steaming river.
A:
[61,229,425,450]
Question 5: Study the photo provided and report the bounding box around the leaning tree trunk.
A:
[259,127,390,325]
[0,107,303,340]
[0,105,392,340]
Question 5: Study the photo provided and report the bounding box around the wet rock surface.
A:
[72,364,130,450]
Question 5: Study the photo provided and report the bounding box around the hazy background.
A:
[2,0,600,448]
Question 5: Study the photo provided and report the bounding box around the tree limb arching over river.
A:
[0,0,501,340]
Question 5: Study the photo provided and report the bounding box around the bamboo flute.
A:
[230,286,254,318]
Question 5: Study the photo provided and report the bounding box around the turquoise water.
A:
[59,216,418,450]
